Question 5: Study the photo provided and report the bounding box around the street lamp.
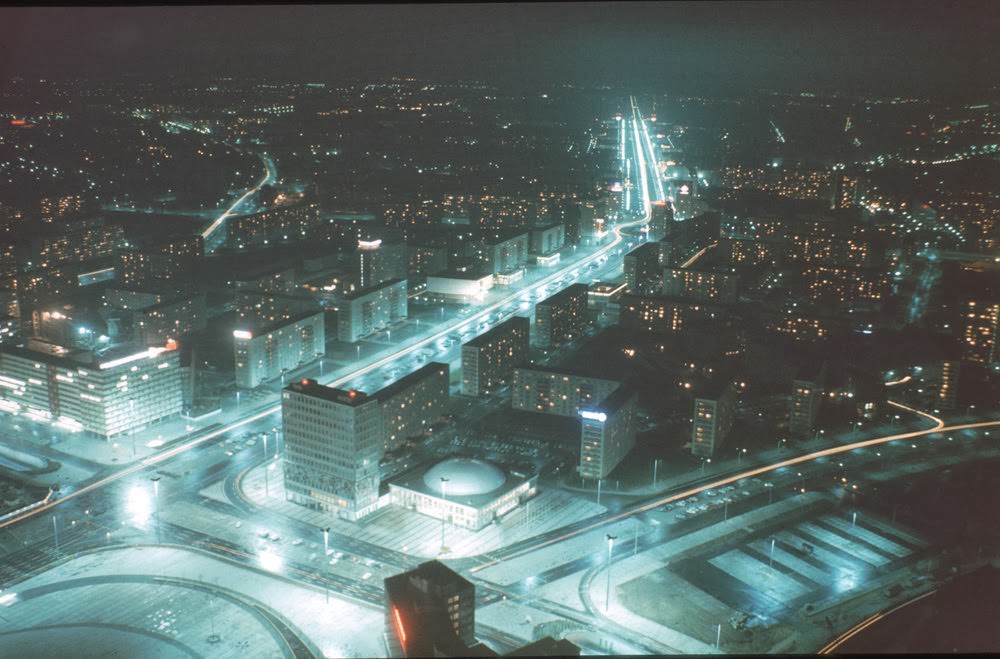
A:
[128,398,136,458]
[356,344,361,361]
[151,476,161,543]
[605,534,617,612]
[321,527,331,603]
[440,477,450,553]
[737,447,747,465]
[769,537,776,568]
[652,459,660,486]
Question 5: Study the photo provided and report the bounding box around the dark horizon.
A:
[2,2,999,97]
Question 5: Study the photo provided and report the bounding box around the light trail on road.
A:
[818,588,938,653]
[200,151,275,244]
[470,402,974,574]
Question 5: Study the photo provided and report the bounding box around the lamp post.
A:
[716,623,722,649]
[440,477,449,553]
[737,447,747,465]
[129,398,136,458]
[596,478,603,506]
[605,534,617,612]
[262,434,270,497]
[151,476,161,544]
[52,514,59,553]
[769,537,776,568]
[321,527,330,603]
[356,344,361,361]
[652,459,660,486]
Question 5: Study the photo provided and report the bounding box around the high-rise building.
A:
[234,312,325,389]
[512,366,619,417]
[937,360,960,411]
[0,341,182,438]
[358,238,408,290]
[384,561,485,657]
[691,381,737,458]
[579,385,638,480]
[461,316,529,397]
[618,294,725,334]
[378,362,449,453]
[336,278,408,342]
[281,379,381,521]
[962,299,1000,365]
[480,230,530,277]
[534,284,589,348]
[789,360,828,438]
[117,234,204,286]
[624,242,661,294]
[648,201,673,241]
[227,202,321,248]
[529,223,565,257]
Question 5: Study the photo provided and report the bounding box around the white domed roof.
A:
[424,458,507,497]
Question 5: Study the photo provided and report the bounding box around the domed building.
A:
[389,457,536,530]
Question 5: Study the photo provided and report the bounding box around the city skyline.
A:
[1,3,998,95]
[2,3,1000,657]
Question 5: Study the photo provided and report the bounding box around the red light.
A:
[164,339,178,351]
[392,606,408,652]
[300,379,309,386]
[10,119,26,126]
[348,390,357,398]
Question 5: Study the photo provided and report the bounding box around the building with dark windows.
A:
[648,200,673,241]
[691,380,737,458]
[624,242,661,294]
[384,561,490,658]
[480,229,529,277]
[357,238,408,289]
[281,379,381,521]
[534,283,589,348]
[461,316,529,397]
[789,360,828,438]
[529,223,565,259]
[579,385,637,480]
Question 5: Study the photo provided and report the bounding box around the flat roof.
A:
[463,316,528,348]
[341,277,406,301]
[377,362,448,401]
[284,378,373,406]
[537,283,589,307]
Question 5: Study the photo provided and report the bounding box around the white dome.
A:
[424,458,507,497]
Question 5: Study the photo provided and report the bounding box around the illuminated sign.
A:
[98,347,167,370]
[358,239,382,250]
[679,184,690,195]
[233,330,253,340]
[392,606,408,653]
[580,410,607,423]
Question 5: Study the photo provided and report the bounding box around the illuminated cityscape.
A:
[1,2,1000,656]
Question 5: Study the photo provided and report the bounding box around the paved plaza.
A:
[0,546,386,659]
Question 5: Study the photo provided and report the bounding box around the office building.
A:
[624,242,661,294]
[234,311,324,389]
[691,381,737,458]
[512,366,619,417]
[579,385,638,480]
[281,379,381,521]
[378,362,449,453]
[336,278,407,343]
[0,341,182,438]
[534,284,589,348]
[461,316,529,397]
[788,360,828,438]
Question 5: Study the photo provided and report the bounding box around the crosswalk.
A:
[681,514,927,616]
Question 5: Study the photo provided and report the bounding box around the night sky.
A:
[1,2,998,95]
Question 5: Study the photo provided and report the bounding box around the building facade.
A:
[788,360,828,438]
[460,316,530,397]
[691,381,737,457]
[281,379,381,521]
[511,366,619,417]
[378,362,450,453]
[534,283,589,349]
[624,242,662,294]
[336,278,407,343]
[0,342,182,438]
[579,386,638,480]
[234,312,325,389]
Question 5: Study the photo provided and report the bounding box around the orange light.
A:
[10,119,26,126]
[300,379,309,386]
[392,606,407,652]
[348,390,357,398]
[164,339,178,351]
